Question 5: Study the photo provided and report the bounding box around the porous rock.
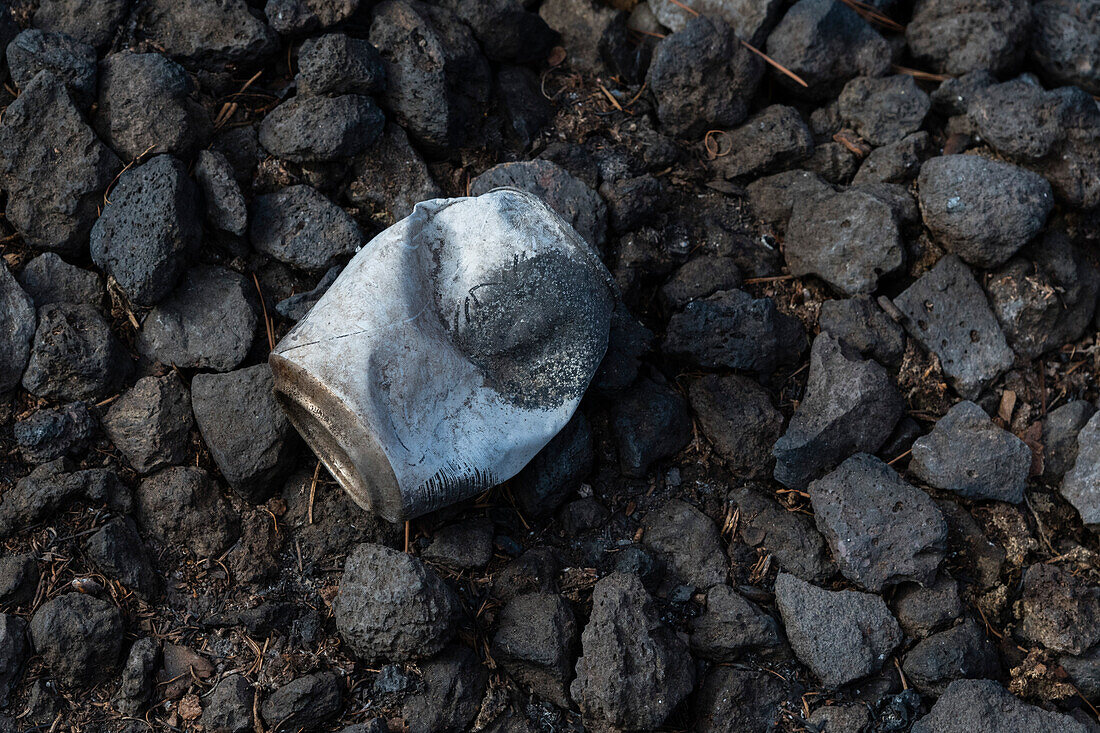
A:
[838,74,930,146]
[29,593,123,687]
[250,186,364,271]
[1017,563,1100,655]
[104,373,193,475]
[689,584,781,661]
[258,94,384,163]
[911,678,1090,733]
[6,29,96,109]
[0,263,35,393]
[689,373,782,476]
[610,375,692,478]
[136,466,238,558]
[492,592,577,708]
[15,253,102,309]
[729,486,834,583]
[906,0,1030,76]
[21,303,131,402]
[141,0,278,70]
[641,499,728,589]
[346,122,441,226]
[194,150,248,237]
[15,402,96,463]
[1063,411,1100,527]
[902,619,1000,694]
[712,105,814,179]
[818,296,905,366]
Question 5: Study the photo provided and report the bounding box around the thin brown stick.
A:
[892,64,950,82]
[840,0,904,32]
[597,83,623,111]
[667,0,699,16]
[307,460,320,525]
[251,273,275,351]
[741,41,808,88]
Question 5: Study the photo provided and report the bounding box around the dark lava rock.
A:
[1061,409,1100,526]
[689,584,781,661]
[1018,563,1100,655]
[115,637,159,716]
[808,705,872,733]
[649,0,783,44]
[226,509,282,584]
[893,574,963,637]
[560,498,609,536]
[784,185,907,295]
[96,51,210,160]
[911,678,1090,733]
[442,0,557,64]
[838,75,930,146]
[610,375,691,478]
[492,592,577,707]
[854,131,932,184]
[1043,401,1097,483]
[0,554,39,607]
[400,645,488,733]
[202,674,254,733]
[192,364,296,502]
[987,230,1100,360]
[369,0,491,153]
[664,288,805,376]
[810,453,947,592]
[906,0,1030,76]
[136,265,257,372]
[774,572,901,688]
[16,253,103,309]
[537,0,617,74]
[688,373,782,476]
[15,401,96,463]
[422,519,493,570]
[265,0,359,35]
[469,159,607,248]
[930,70,997,115]
[641,499,728,589]
[0,614,26,705]
[729,486,834,582]
[347,122,441,225]
[819,296,905,367]
[276,265,341,322]
[570,572,694,731]
[0,263,35,394]
[194,150,247,237]
[29,593,123,687]
[696,665,790,733]
[513,412,594,517]
[660,256,742,311]
[90,154,201,306]
[85,517,159,597]
[592,304,654,395]
[0,70,120,253]
[258,94,384,163]
[765,0,890,97]
[0,461,131,538]
[712,104,814,179]
[646,15,762,138]
[1031,0,1100,94]
[333,543,459,662]
[804,140,860,184]
[297,33,385,97]
[773,332,904,488]
[22,303,131,402]
[600,174,664,233]
[902,619,1000,694]
[490,548,560,603]
[917,155,1053,269]
[497,64,554,147]
[910,400,1031,503]
[250,185,364,271]
[893,255,1014,399]
[261,672,342,729]
[33,0,128,51]
[6,29,96,109]
[104,373,193,474]
[141,0,278,70]
[746,169,833,232]
[136,466,238,558]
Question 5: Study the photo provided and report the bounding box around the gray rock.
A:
[911,679,1090,733]
[15,402,96,463]
[838,75,930,146]
[265,0,359,34]
[642,499,728,589]
[713,105,814,179]
[610,375,692,478]
[773,332,904,489]
[115,637,159,716]
[104,373,193,475]
[1043,401,1097,483]
[490,548,560,603]
[570,572,695,731]
[689,373,782,476]
[297,33,385,97]
[0,554,39,607]
[660,256,742,311]
[647,0,783,44]
[695,666,790,733]
[492,592,577,707]
[400,646,488,733]
[258,94,384,163]
[729,486,834,583]
[1031,0,1100,95]
[1060,645,1100,701]
[1018,563,1100,655]
[774,572,902,688]
[16,253,103,309]
[0,70,120,253]
[902,619,1000,695]
[141,0,278,70]
[930,70,997,115]
[346,122,441,226]
[95,50,210,160]
[136,466,238,558]
[250,185,364,271]
[893,255,1015,399]
[1063,412,1100,526]
[804,140,860,184]
[664,288,806,376]
[910,400,1031,503]
[917,155,1053,269]
[90,154,201,307]
[537,0,616,74]
[422,519,493,570]
[809,705,872,733]
[764,0,890,97]
[819,296,905,367]
[746,169,833,231]
[6,29,96,109]
[689,584,781,661]
[333,543,459,662]
[192,365,296,502]
[469,159,607,248]
[440,0,558,65]
[202,674,253,733]
[29,593,123,687]
[513,412,594,517]
[893,574,963,637]
[136,265,257,372]
[195,150,247,237]
[810,453,947,592]
[261,672,342,729]
[275,265,341,322]
[0,263,36,393]
[906,0,1030,75]
[646,15,762,138]
[0,614,26,705]
[0,461,132,538]
[85,517,159,597]
[853,131,932,184]
[22,303,132,401]
[33,0,128,50]
[369,0,491,152]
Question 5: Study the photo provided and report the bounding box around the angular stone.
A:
[537,0,616,74]
[695,666,790,733]
[0,614,26,705]
[642,499,728,589]
[400,646,487,733]
[29,593,123,687]
[194,150,247,237]
[22,303,131,402]
[265,0,359,35]
[893,574,963,637]
[0,554,39,607]
[85,517,159,597]
[689,584,781,662]
[136,466,238,558]
[492,592,577,707]
[513,411,594,517]
[729,486,834,583]
[346,122,441,226]
[104,373,193,475]
[853,131,932,184]
[422,519,493,570]
[33,0,127,50]
[258,94,384,163]
[1018,563,1100,655]
[1043,401,1097,484]
[297,33,385,97]
[15,402,97,463]
[0,263,36,393]
[610,375,692,478]
[648,0,783,44]
[16,253,103,309]
[689,373,782,476]
[141,0,278,70]
[1031,0,1100,95]
[1064,412,1100,526]
[115,637,159,716]
[260,672,342,729]
[819,296,905,367]
[250,186,364,271]
[902,619,1000,694]
[661,256,742,311]
[0,461,131,539]
[713,105,814,179]
[202,674,253,733]
[911,679,1090,733]
[838,75,930,146]
[6,29,96,109]
[906,0,1030,76]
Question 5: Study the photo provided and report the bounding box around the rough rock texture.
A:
[0,263,35,393]
[893,255,1015,399]
[1018,563,1100,655]
[819,296,905,366]
[729,486,834,582]
[202,674,254,733]
[492,592,577,708]
[893,574,963,637]
[1044,401,1097,483]
[136,466,237,558]
[570,573,695,731]
[29,593,123,687]
[689,584,781,661]
[33,0,128,50]
[104,373,193,474]
[85,517,159,597]
[250,186,364,271]
[838,75,930,146]
[902,619,1000,694]
[910,400,1031,503]
[16,253,103,309]
[140,0,279,70]
[333,543,459,662]
[610,375,692,478]
[773,333,904,488]
[695,666,790,733]
[0,554,39,607]
[347,123,441,225]
[854,131,932,184]
[906,0,1030,75]
[266,0,359,35]
[0,70,120,253]
[6,29,96,109]
[648,0,782,44]
[641,499,727,589]
[194,150,247,237]
[15,402,96,463]
[1064,412,1100,526]
[115,637,159,716]
[660,256,742,311]
[260,672,342,729]
[774,572,901,688]
[21,303,131,402]
[258,94,384,163]
[911,679,1090,733]
[1031,0,1100,94]
[90,154,201,307]
[513,412,594,517]
[400,645,488,733]
[712,105,815,179]
[0,614,26,705]
[688,373,782,476]
[917,155,1053,269]
[0,461,132,539]
[537,0,616,74]
[809,453,947,592]
[297,33,386,97]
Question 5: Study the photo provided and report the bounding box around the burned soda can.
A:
[270,188,615,522]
